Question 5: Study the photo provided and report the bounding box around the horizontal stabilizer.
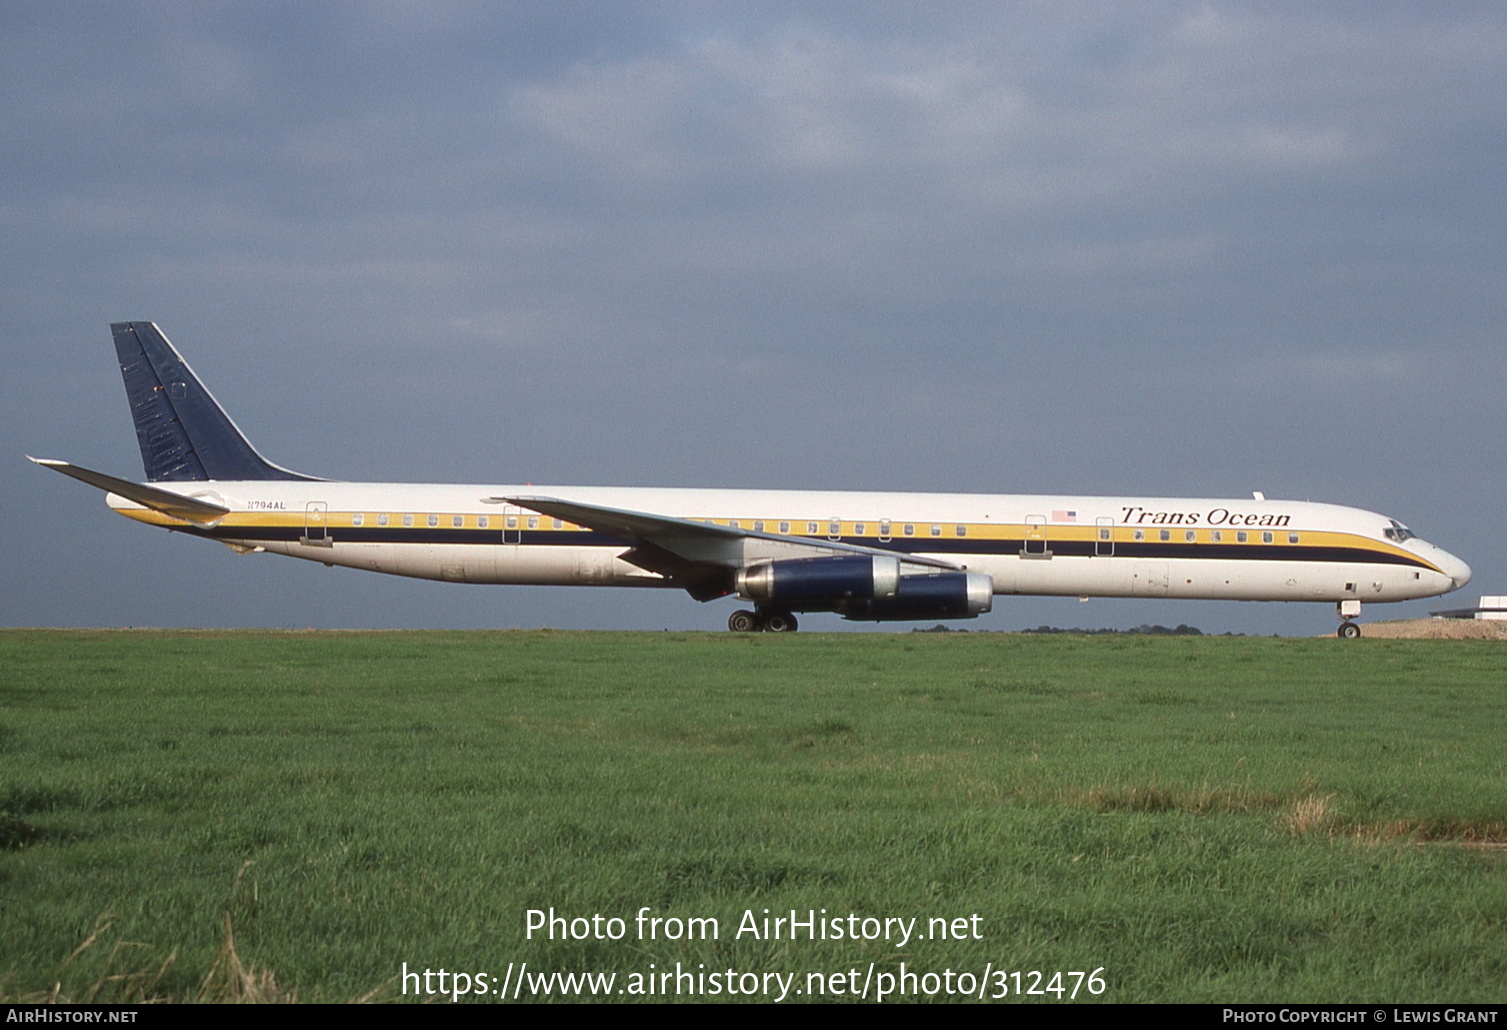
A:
[29,457,230,525]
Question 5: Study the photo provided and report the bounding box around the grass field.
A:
[1,629,1504,1003]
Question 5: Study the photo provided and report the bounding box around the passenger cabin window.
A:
[956,525,967,537]
[753,521,765,532]
[1262,531,1274,543]
[930,525,942,537]
[1185,530,1196,542]
[352,513,364,526]
[1237,531,1248,543]
[779,521,789,534]
[829,521,841,536]
[1288,533,1299,544]
[478,516,489,529]
[1211,530,1221,542]
[378,513,389,527]
[1134,529,1145,541]
[1159,529,1171,542]
[428,514,439,527]
[904,524,915,536]
[855,523,866,535]
[527,516,539,529]
[403,514,414,527]
[553,519,563,530]
[453,515,464,528]
[506,516,517,528]
[807,522,819,535]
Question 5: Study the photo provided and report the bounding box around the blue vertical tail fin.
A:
[111,321,317,482]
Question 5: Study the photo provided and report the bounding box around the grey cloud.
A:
[3,2,1502,633]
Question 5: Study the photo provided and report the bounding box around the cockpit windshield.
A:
[1384,519,1415,543]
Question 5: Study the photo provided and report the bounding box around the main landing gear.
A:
[1336,599,1362,639]
[727,609,799,633]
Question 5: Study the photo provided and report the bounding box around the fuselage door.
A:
[303,501,330,546]
[1024,515,1049,557]
[1095,516,1114,557]
[503,505,522,544]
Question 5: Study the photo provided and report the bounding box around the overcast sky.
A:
[4,2,1503,634]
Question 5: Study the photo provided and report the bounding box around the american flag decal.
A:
[1052,510,1077,522]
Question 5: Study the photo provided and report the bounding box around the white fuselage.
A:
[108,482,1471,607]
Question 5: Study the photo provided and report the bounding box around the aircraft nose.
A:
[1441,550,1472,591]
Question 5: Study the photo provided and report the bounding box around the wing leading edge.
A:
[500,494,959,601]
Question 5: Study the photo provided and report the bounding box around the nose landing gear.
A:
[1336,599,1362,639]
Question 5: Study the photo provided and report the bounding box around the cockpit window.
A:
[1384,519,1415,543]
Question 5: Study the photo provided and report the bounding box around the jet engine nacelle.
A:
[841,571,994,621]
[736,554,900,604]
[735,555,993,621]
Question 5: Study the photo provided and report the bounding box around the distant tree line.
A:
[1019,624,1207,636]
[911,623,1215,635]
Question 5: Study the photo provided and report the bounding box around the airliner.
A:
[32,322,1471,637]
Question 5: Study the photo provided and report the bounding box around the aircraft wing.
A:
[502,494,957,600]
[30,457,230,525]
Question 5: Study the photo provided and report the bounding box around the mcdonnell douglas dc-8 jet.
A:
[32,323,1471,637]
